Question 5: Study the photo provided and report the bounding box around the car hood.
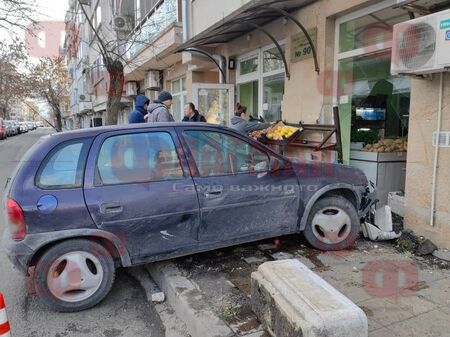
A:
[289,159,369,187]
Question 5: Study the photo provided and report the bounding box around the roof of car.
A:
[50,122,232,140]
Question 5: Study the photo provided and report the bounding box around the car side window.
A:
[96,132,184,185]
[37,140,89,189]
[183,130,269,177]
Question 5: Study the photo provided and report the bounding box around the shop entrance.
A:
[192,83,235,126]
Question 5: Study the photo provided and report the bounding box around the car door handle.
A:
[100,202,123,214]
[204,191,222,199]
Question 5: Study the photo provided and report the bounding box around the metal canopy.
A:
[175,0,319,77]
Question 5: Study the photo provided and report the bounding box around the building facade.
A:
[65,0,450,248]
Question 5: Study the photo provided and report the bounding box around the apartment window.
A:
[237,43,285,122]
[171,78,187,121]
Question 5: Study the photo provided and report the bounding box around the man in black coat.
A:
[182,103,207,122]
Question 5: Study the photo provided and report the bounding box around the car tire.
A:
[303,196,360,251]
[34,239,116,312]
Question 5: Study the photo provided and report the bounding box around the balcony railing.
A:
[126,0,178,59]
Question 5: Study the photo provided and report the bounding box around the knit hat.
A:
[158,91,173,102]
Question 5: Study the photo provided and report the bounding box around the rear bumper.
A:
[2,230,33,274]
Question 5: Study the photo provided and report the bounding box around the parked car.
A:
[10,121,20,135]
[4,120,14,137]
[37,121,44,127]
[4,120,18,137]
[0,118,6,139]
[19,122,28,133]
[26,121,35,131]
[3,123,373,312]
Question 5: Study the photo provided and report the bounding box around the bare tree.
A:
[0,0,37,32]
[29,57,69,132]
[0,41,28,119]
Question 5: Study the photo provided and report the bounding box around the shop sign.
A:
[291,27,318,63]
[440,18,450,30]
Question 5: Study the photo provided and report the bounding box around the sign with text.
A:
[291,27,318,63]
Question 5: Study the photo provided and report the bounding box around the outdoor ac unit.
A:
[391,8,450,75]
[145,71,161,90]
[113,16,132,32]
[79,94,91,102]
[126,82,138,96]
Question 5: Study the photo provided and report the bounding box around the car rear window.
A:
[36,139,91,189]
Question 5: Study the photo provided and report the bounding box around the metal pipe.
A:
[430,72,444,227]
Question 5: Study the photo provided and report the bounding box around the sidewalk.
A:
[171,236,450,337]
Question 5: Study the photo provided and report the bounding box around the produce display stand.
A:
[256,107,343,163]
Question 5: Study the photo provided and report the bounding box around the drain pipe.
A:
[430,72,444,227]
[215,54,226,84]
[181,0,189,42]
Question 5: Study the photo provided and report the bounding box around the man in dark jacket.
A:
[182,103,207,122]
[147,91,175,122]
[128,95,150,123]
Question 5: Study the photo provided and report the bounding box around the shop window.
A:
[239,56,258,76]
[263,46,285,73]
[339,7,409,53]
[237,44,285,122]
[171,77,187,121]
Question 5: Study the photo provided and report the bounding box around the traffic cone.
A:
[0,293,11,337]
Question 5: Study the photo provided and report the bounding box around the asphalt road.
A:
[0,128,164,337]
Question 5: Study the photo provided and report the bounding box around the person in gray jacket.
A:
[147,91,175,122]
[230,104,270,134]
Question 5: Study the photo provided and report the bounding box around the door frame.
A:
[192,83,235,126]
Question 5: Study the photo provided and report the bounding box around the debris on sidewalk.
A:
[433,249,450,262]
[270,252,294,260]
[361,205,401,241]
[243,256,267,265]
[416,239,438,256]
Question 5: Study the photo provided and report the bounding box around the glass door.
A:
[192,83,235,126]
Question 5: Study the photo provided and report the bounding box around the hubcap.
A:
[311,206,352,246]
[47,251,104,303]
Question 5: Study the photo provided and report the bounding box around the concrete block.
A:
[146,262,234,337]
[251,259,368,337]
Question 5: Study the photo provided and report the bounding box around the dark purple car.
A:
[3,123,372,312]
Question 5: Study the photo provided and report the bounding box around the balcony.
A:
[79,101,93,113]
[126,0,179,59]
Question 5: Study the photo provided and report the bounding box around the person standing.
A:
[230,105,270,134]
[128,94,150,124]
[182,103,207,122]
[147,91,175,122]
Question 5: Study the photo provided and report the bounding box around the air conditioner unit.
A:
[79,94,91,102]
[113,16,132,32]
[79,0,91,5]
[126,82,138,96]
[391,8,450,75]
[145,71,161,90]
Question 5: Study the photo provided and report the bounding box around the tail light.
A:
[6,198,26,241]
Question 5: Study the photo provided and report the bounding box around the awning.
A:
[176,0,320,79]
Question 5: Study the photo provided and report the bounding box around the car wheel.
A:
[34,239,115,312]
[303,196,360,251]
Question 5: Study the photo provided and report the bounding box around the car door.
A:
[83,128,200,260]
[179,127,300,244]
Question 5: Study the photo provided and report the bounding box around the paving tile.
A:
[416,277,450,306]
[358,297,416,326]
[387,309,450,337]
[369,327,395,337]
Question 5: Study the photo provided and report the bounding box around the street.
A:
[0,129,164,337]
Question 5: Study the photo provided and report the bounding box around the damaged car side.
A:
[3,123,373,312]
